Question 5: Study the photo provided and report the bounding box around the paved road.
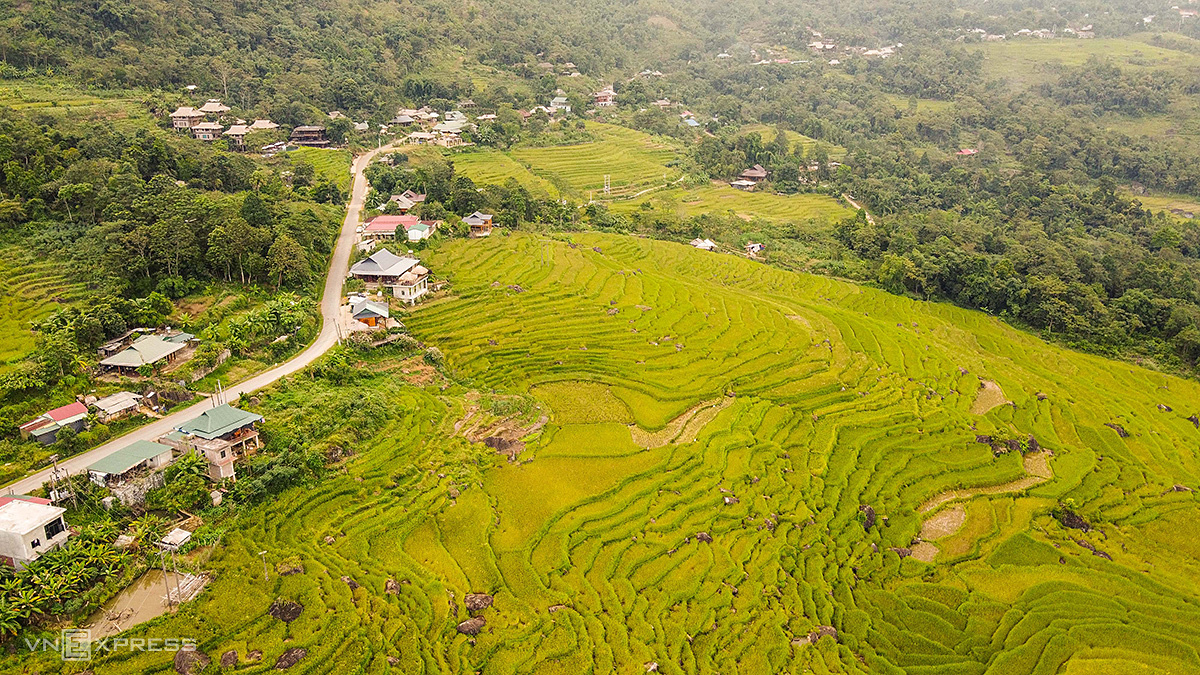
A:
[4,144,396,496]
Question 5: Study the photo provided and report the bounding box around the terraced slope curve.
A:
[41,232,1200,675]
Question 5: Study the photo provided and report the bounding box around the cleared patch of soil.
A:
[629,397,733,448]
[970,379,1011,415]
[919,451,1053,513]
[910,542,939,563]
[920,506,966,540]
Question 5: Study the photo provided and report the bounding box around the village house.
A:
[593,86,617,107]
[328,110,348,120]
[99,333,192,374]
[348,250,430,303]
[550,96,572,114]
[405,131,436,145]
[386,194,417,213]
[745,242,765,255]
[89,391,143,423]
[192,122,224,141]
[250,119,279,131]
[0,497,69,568]
[739,164,769,184]
[166,404,264,482]
[223,124,251,148]
[408,220,441,242]
[170,106,205,130]
[690,238,718,251]
[19,402,88,445]
[463,212,493,238]
[730,179,758,191]
[350,297,389,327]
[363,215,419,241]
[198,99,231,116]
[87,440,175,488]
[290,126,330,147]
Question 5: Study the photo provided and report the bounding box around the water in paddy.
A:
[85,569,178,638]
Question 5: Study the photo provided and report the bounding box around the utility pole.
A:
[161,552,174,608]
[259,550,269,582]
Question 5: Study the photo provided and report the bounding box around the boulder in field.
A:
[385,578,401,595]
[275,647,307,669]
[695,531,713,543]
[269,599,303,623]
[174,646,210,675]
[341,576,360,590]
[220,650,238,668]
[806,625,838,644]
[457,616,486,635]
[464,593,493,613]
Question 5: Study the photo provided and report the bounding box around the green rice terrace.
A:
[0,246,87,373]
[42,232,1200,674]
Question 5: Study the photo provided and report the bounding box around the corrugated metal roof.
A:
[178,404,262,440]
[87,440,173,476]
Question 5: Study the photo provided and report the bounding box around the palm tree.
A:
[0,599,23,636]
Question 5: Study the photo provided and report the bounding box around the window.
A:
[30,539,40,549]
[220,450,227,458]
[44,518,65,538]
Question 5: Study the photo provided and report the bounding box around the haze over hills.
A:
[1,0,1200,672]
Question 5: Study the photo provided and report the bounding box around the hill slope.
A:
[41,232,1200,674]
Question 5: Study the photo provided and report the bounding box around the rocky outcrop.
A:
[220,650,238,668]
[695,531,713,543]
[860,505,876,530]
[385,578,401,595]
[174,647,210,675]
[806,625,838,644]
[1104,423,1129,438]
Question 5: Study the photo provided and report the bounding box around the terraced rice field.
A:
[290,147,354,191]
[52,233,1200,674]
[0,247,86,372]
[739,124,848,160]
[510,123,681,197]
[610,184,852,222]
[449,150,560,197]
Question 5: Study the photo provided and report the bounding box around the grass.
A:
[289,146,353,191]
[1127,190,1200,217]
[609,183,852,222]
[0,246,86,373]
[20,232,1200,674]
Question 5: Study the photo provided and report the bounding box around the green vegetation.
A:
[10,232,1196,674]
[0,247,86,373]
[287,147,353,192]
[611,183,851,222]
[510,123,681,198]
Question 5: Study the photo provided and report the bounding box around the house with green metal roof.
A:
[98,334,187,372]
[178,404,263,440]
[87,440,175,486]
[168,404,264,482]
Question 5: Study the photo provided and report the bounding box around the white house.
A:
[0,498,69,568]
[690,238,718,251]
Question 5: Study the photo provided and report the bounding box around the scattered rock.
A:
[958,367,968,375]
[323,535,335,545]
[174,647,210,675]
[1173,484,1193,492]
[592,247,602,253]
[548,604,566,613]
[636,305,652,311]
[859,505,876,530]
[247,650,263,662]
[341,576,360,590]
[645,662,659,672]
[274,647,307,669]
[220,650,238,668]
[1027,435,1041,453]
[696,531,713,543]
[1036,392,1048,401]
[275,557,303,576]
[1190,415,1199,428]
[888,547,912,558]
[464,593,494,613]
[488,339,498,346]
[723,496,739,505]
[975,434,993,445]
[1056,508,1092,531]
[806,625,838,644]
[508,285,525,293]
[1074,538,1112,560]
[1158,404,1173,412]
[456,617,486,635]
[607,308,619,315]
[448,487,461,498]
[1104,423,1129,438]
[385,579,401,595]
[268,599,303,623]
[387,656,400,666]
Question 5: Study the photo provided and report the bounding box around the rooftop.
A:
[99,334,186,368]
[0,500,65,534]
[87,440,173,476]
[178,404,263,440]
[350,249,422,278]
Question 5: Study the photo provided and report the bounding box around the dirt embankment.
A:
[629,397,734,448]
[970,379,1011,415]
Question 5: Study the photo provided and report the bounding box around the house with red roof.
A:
[363,215,420,241]
[19,402,88,446]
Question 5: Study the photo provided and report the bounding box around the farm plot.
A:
[0,247,85,372]
[449,150,560,197]
[974,34,1200,89]
[510,123,681,197]
[50,232,1200,675]
[610,183,852,222]
[289,147,354,191]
